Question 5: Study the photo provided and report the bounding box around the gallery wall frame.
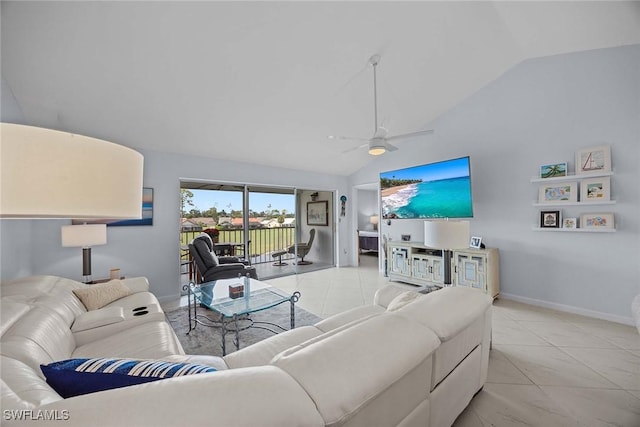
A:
[307,200,328,226]
[580,176,611,202]
[540,210,562,228]
[539,162,567,179]
[538,182,578,204]
[581,212,615,229]
[575,145,611,175]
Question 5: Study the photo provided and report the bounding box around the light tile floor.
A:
[266,253,640,427]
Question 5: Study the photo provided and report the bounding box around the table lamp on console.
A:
[424,220,470,286]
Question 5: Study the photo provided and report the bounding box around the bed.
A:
[358,230,379,253]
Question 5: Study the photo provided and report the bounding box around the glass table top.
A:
[190,278,291,318]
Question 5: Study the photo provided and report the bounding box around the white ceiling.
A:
[2,1,639,176]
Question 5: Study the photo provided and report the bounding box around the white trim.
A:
[500,292,634,326]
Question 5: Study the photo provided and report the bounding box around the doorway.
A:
[354,183,380,269]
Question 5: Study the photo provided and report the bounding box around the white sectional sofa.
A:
[1,275,492,427]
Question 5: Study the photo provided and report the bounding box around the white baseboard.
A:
[500,292,634,326]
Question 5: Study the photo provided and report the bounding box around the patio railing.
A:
[180,226,296,265]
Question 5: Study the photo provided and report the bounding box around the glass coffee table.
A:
[184,278,301,355]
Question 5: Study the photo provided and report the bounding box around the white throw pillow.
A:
[72,280,132,311]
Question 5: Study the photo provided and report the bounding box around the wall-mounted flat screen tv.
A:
[380,156,473,219]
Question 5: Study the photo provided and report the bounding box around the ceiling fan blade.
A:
[328,135,369,142]
[341,142,368,154]
[373,126,388,139]
[385,129,435,142]
[385,142,399,152]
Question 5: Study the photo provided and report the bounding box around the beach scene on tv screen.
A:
[380,157,473,219]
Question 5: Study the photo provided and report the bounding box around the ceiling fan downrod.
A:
[370,54,381,134]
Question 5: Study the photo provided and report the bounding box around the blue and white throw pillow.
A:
[41,358,217,398]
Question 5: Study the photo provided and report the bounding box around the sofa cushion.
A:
[72,280,132,311]
[41,357,217,398]
[396,286,491,341]
[73,321,185,360]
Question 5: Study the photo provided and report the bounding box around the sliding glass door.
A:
[180,181,335,285]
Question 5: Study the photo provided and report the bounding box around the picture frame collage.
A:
[537,145,614,230]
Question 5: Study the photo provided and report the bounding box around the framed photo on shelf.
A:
[307,200,328,226]
[580,176,610,202]
[469,236,482,249]
[580,213,615,229]
[575,145,611,175]
[538,182,578,204]
[539,162,567,179]
[540,210,562,228]
[562,217,577,229]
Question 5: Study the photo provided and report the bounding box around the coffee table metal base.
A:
[183,283,300,355]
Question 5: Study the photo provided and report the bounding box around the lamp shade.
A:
[370,215,379,225]
[61,224,107,248]
[424,220,470,249]
[1,123,143,219]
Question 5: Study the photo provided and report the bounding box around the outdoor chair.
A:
[287,228,316,265]
[189,234,257,283]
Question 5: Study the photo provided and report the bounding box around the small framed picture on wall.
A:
[540,210,562,228]
[575,145,611,175]
[539,162,568,179]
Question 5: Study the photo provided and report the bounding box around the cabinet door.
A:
[431,257,444,284]
[390,247,411,276]
[412,256,432,280]
[455,253,486,290]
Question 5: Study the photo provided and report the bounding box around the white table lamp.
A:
[424,220,470,285]
[370,215,379,231]
[62,224,107,282]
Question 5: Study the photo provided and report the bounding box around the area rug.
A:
[166,302,322,357]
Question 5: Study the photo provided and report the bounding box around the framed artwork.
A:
[307,200,328,226]
[580,177,611,202]
[575,145,611,175]
[539,162,567,179]
[469,236,482,249]
[538,182,578,204]
[562,217,577,229]
[540,210,561,228]
[73,187,154,227]
[580,213,615,229]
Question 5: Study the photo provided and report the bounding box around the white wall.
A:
[1,151,350,301]
[356,190,377,231]
[349,45,640,323]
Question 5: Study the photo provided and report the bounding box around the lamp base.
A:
[82,247,92,281]
[443,249,453,286]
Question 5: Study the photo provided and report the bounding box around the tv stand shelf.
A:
[387,241,500,299]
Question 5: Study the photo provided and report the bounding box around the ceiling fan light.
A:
[368,139,386,156]
[368,146,386,156]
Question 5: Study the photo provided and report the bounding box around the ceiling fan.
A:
[330,54,434,156]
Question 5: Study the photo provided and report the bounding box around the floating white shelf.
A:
[532,227,616,233]
[530,171,614,183]
[532,200,616,207]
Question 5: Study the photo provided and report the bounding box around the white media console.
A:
[387,241,500,299]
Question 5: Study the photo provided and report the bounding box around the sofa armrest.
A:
[71,307,125,332]
[121,277,149,293]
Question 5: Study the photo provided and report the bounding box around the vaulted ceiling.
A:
[2,1,639,175]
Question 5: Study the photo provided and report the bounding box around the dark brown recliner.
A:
[189,234,257,282]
